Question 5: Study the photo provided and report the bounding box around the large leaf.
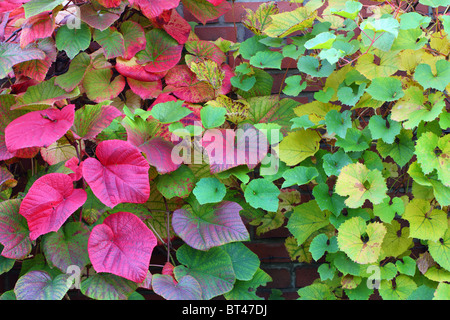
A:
[152,274,202,300]
[174,244,235,300]
[19,173,87,241]
[14,271,71,300]
[41,222,90,273]
[136,28,183,73]
[181,0,231,24]
[415,132,449,185]
[54,52,91,91]
[244,178,280,212]
[82,140,150,208]
[88,211,157,283]
[0,199,32,259]
[93,27,125,60]
[120,21,146,60]
[5,104,74,152]
[172,200,249,250]
[0,42,45,79]
[428,226,450,272]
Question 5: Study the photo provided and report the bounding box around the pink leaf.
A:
[5,104,75,153]
[19,173,87,241]
[136,28,183,73]
[88,211,157,283]
[164,65,215,103]
[201,124,269,173]
[96,0,122,8]
[65,156,83,181]
[82,140,150,208]
[129,0,180,20]
[0,0,30,14]
[115,57,167,82]
[120,21,146,60]
[153,9,191,45]
[206,0,226,5]
[20,12,55,48]
[127,78,162,100]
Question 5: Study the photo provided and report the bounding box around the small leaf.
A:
[337,216,387,264]
[156,165,196,199]
[244,178,280,212]
[192,177,226,204]
[278,129,321,166]
[200,105,227,129]
[309,234,339,261]
[335,162,388,208]
[414,60,450,91]
[325,109,352,138]
[55,22,91,60]
[281,166,318,188]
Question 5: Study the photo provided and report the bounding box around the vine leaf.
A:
[14,271,71,300]
[337,216,387,264]
[82,68,126,103]
[192,177,226,204]
[129,0,180,20]
[136,28,183,73]
[335,163,388,208]
[119,21,146,60]
[41,222,90,273]
[22,0,65,18]
[376,128,415,167]
[156,165,196,199]
[278,129,321,166]
[373,197,405,224]
[0,199,32,259]
[287,200,330,246]
[263,7,316,38]
[19,173,87,241]
[244,178,280,212]
[367,115,401,144]
[82,140,150,208]
[152,274,202,300]
[365,77,404,101]
[415,132,449,186]
[0,42,46,82]
[88,211,157,283]
[309,234,339,261]
[402,198,447,242]
[80,271,139,300]
[20,12,55,49]
[428,227,450,272]
[174,244,235,300]
[55,22,91,60]
[414,59,450,91]
[181,0,231,25]
[325,109,352,138]
[172,200,249,250]
[93,27,125,60]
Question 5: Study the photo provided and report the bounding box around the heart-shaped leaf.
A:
[0,42,46,79]
[129,0,180,19]
[136,28,183,73]
[0,199,32,259]
[41,222,90,273]
[82,140,150,208]
[19,173,87,241]
[82,68,126,103]
[192,177,226,204]
[174,244,235,300]
[181,0,231,24]
[5,104,75,152]
[156,165,196,199]
[88,211,157,283]
[14,270,71,300]
[244,178,280,212]
[152,274,202,300]
[173,200,249,250]
[80,271,139,300]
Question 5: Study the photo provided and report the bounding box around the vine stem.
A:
[163,197,171,264]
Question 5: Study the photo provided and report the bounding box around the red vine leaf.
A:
[115,57,167,82]
[20,12,55,48]
[19,173,87,241]
[127,78,162,100]
[120,21,146,60]
[153,9,191,45]
[129,0,180,20]
[164,65,215,103]
[88,211,157,283]
[5,104,75,152]
[181,0,231,25]
[136,28,183,73]
[82,140,150,208]
[96,0,122,8]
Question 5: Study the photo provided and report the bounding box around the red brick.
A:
[295,266,320,288]
[261,267,292,289]
[194,25,237,42]
[246,242,292,263]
